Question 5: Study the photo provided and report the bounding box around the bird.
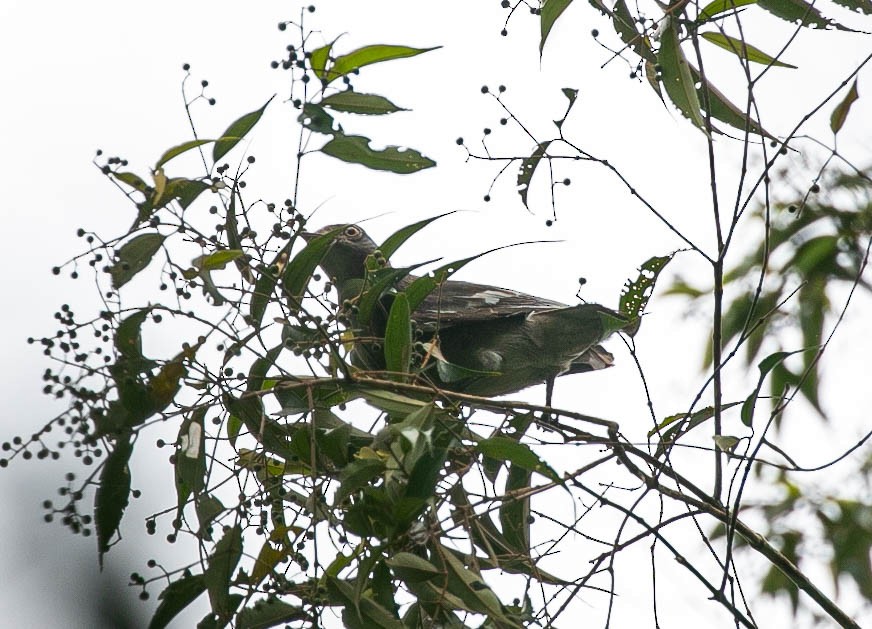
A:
[302,223,632,405]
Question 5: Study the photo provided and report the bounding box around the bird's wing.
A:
[411,279,568,330]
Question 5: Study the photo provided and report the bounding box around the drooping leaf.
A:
[690,64,774,138]
[540,0,574,54]
[384,293,412,377]
[115,307,154,366]
[517,141,551,208]
[174,407,207,518]
[110,232,166,289]
[658,20,706,130]
[213,96,274,163]
[619,253,674,332]
[96,437,133,566]
[148,573,207,629]
[741,350,805,426]
[831,79,860,135]
[319,91,407,115]
[700,32,797,68]
[613,0,655,61]
[326,45,440,83]
[652,402,743,457]
[320,134,436,173]
[204,524,243,618]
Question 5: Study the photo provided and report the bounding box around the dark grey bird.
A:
[302,223,631,405]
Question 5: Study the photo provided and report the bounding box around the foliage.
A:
[7,3,872,628]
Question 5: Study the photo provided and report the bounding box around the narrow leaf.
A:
[540,0,573,54]
[213,96,274,163]
[327,45,440,83]
[384,293,412,376]
[517,141,551,208]
[320,134,436,174]
[148,574,207,629]
[757,0,852,30]
[658,20,706,129]
[96,437,133,566]
[204,524,243,617]
[379,212,455,260]
[310,41,335,81]
[319,92,407,115]
[698,0,758,21]
[155,139,214,170]
[281,227,343,308]
[701,32,796,68]
[831,79,860,135]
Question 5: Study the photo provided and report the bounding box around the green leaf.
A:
[700,32,796,68]
[651,402,743,457]
[690,64,774,138]
[96,437,133,567]
[175,407,207,518]
[713,435,741,452]
[249,242,293,327]
[327,45,440,83]
[477,437,560,483]
[320,134,436,174]
[386,552,442,582]
[335,456,386,505]
[112,171,150,194]
[237,598,307,629]
[540,0,573,54]
[197,249,245,271]
[213,96,274,163]
[742,350,804,426]
[517,141,551,209]
[110,232,166,289]
[155,139,215,169]
[195,494,225,539]
[204,524,243,618]
[619,253,673,331]
[164,177,211,210]
[384,293,412,376]
[319,91,407,115]
[613,0,655,62]
[226,414,242,449]
[309,41,335,81]
[298,102,340,135]
[352,387,428,415]
[115,307,154,365]
[440,550,515,624]
[379,212,456,260]
[830,0,872,14]
[148,573,207,629]
[282,226,344,309]
[698,0,758,21]
[831,79,860,135]
[757,0,852,30]
[658,20,706,130]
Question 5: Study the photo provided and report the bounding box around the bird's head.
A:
[301,223,383,285]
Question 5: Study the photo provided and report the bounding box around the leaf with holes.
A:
[658,21,706,130]
[517,141,551,208]
[320,134,435,173]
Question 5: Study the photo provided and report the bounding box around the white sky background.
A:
[1,1,871,627]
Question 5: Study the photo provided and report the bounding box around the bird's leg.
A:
[542,376,556,424]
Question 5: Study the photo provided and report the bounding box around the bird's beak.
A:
[300,230,315,242]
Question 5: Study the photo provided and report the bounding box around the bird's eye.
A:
[343,226,361,239]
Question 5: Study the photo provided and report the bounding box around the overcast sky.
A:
[2,1,871,627]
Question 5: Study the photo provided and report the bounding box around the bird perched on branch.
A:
[302,223,633,405]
